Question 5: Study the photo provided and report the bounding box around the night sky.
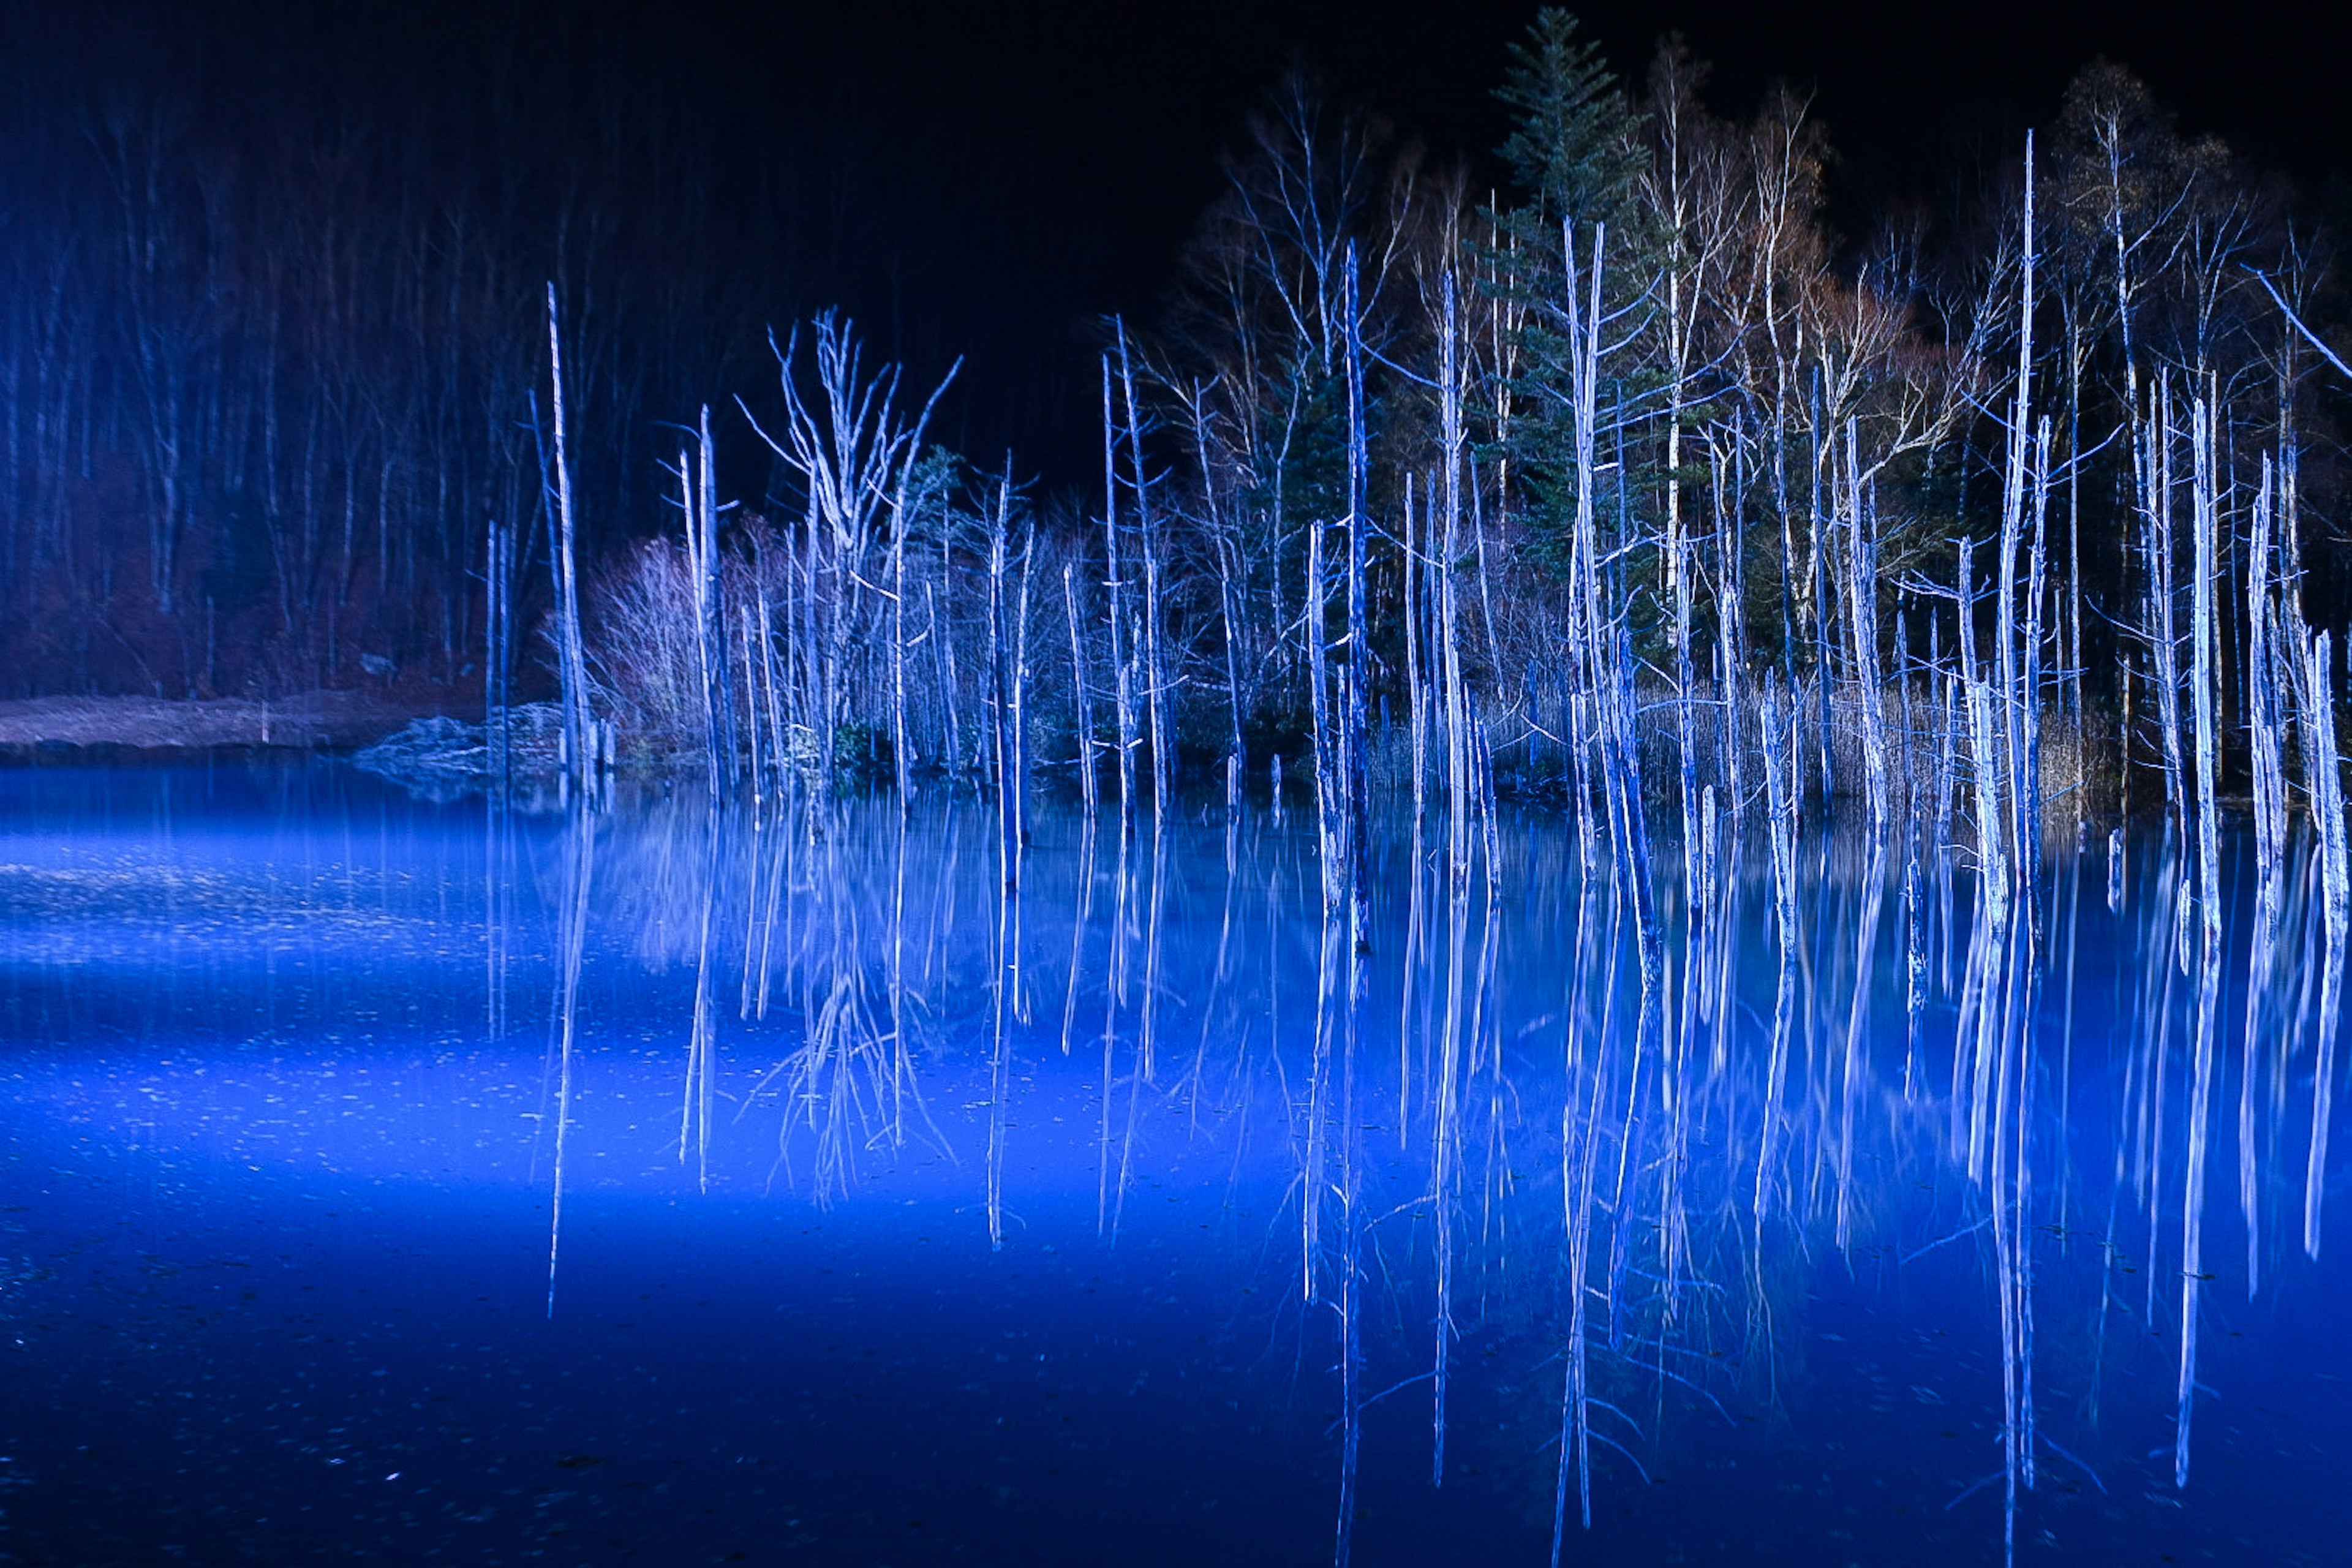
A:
[608,0,2349,298]
[86,0,2335,483]
[585,0,2350,269]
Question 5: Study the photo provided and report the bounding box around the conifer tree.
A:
[1491,9,1654,575]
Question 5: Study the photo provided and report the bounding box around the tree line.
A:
[9,7,2349,867]
[582,12,2345,861]
[0,2,1048,699]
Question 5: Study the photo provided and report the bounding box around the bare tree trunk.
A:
[2020,418,2052,911]
[1012,519,1035,866]
[1189,383,1246,815]
[891,456,912,802]
[486,514,511,791]
[2190,391,2222,954]
[1064,562,1099,817]
[1438,273,1471,884]
[2302,628,2345,1258]
[677,443,712,796]
[1114,322,1169,824]
[1145,555,1170,818]
[1102,356,1137,840]
[984,475,1027,884]
[1404,471,1427,831]
[1994,136,2037,896]
[545,283,593,797]
[1842,421,1889,831]
[1341,245,1371,946]
[2145,379,2186,835]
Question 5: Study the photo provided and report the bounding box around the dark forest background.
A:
[2,0,2348,712]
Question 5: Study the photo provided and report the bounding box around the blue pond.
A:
[1,761,2348,1564]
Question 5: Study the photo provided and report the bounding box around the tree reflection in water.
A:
[524,785,2348,1565]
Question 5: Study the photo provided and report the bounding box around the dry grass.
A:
[0,690,435,751]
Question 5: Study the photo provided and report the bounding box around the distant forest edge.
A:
[4,9,2348,824]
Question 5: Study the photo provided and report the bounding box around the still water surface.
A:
[1,762,2347,1564]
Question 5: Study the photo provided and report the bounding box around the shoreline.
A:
[0,691,463,758]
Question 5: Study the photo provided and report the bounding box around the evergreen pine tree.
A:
[1488,9,1657,576]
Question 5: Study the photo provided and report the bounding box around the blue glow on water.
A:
[2,762,2348,1564]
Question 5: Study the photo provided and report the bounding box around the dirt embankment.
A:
[0,691,456,757]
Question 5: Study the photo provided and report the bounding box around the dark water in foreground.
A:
[1,763,2348,1566]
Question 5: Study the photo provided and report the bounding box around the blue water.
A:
[2,762,2348,1564]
